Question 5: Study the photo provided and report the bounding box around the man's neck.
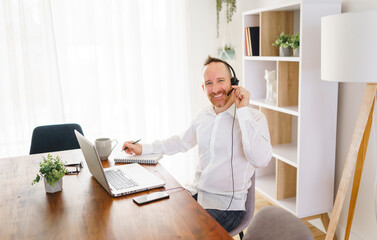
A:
[213,99,234,114]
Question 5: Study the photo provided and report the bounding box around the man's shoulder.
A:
[237,105,267,120]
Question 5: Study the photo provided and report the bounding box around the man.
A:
[122,56,272,232]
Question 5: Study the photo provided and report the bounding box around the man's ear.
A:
[202,84,205,92]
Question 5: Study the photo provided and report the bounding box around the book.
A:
[245,27,249,56]
[114,152,163,165]
[245,27,252,56]
[249,27,260,56]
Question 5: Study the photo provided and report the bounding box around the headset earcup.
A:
[231,77,239,86]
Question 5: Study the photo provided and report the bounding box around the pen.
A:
[122,139,141,152]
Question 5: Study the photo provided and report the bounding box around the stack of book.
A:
[245,26,260,56]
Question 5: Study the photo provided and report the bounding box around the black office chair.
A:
[29,123,84,154]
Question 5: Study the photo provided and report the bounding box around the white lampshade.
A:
[321,10,377,83]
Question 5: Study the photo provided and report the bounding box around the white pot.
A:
[44,178,63,193]
[293,47,300,57]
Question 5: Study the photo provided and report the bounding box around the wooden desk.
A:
[0,150,232,239]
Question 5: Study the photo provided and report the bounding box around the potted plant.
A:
[218,44,235,60]
[272,32,292,56]
[290,32,300,57]
[32,154,67,193]
[216,0,237,38]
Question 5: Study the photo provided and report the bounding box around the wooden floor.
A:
[232,192,326,240]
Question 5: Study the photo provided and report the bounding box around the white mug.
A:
[95,138,118,160]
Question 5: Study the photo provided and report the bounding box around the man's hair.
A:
[203,56,232,78]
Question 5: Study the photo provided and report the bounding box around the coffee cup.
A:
[95,138,118,160]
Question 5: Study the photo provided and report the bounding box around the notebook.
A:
[74,130,165,197]
[114,152,163,165]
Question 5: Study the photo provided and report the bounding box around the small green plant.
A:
[32,154,67,187]
[272,32,291,48]
[272,32,300,50]
[218,44,234,52]
[290,32,300,50]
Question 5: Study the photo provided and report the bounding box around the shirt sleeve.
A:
[142,117,197,155]
[237,106,272,168]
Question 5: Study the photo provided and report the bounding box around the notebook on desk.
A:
[114,152,163,165]
[74,130,165,197]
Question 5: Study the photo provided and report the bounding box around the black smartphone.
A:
[133,192,169,205]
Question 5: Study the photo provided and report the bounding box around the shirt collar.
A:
[205,103,236,117]
[225,103,237,117]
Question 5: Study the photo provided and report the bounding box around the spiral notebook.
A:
[114,152,163,165]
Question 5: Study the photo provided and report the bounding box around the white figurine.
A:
[265,70,277,104]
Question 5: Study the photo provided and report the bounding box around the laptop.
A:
[74,130,165,197]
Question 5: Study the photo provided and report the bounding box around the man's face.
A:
[202,62,232,110]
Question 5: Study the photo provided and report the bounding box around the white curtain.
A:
[0,0,195,185]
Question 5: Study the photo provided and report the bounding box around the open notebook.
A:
[114,152,163,165]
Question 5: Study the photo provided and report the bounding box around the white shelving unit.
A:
[242,0,340,218]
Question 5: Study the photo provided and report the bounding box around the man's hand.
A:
[122,141,142,155]
[232,86,250,108]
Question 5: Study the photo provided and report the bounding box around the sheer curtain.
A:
[0,0,195,185]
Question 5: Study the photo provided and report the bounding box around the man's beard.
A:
[209,90,231,108]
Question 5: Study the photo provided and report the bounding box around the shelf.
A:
[255,174,296,214]
[244,1,339,219]
[244,56,300,62]
[243,1,300,16]
[272,143,298,167]
[250,99,298,116]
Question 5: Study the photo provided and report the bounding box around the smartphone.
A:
[133,192,169,205]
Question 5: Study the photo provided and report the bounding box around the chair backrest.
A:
[229,174,256,237]
[243,206,314,240]
[29,123,84,154]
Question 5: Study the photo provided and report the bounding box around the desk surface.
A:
[0,150,232,239]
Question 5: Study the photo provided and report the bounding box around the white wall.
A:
[188,0,377,239]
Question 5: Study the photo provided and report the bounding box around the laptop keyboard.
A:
[105,169,139,190]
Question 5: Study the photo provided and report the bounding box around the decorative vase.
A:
[279,47,291,57]
[293,47,300,57]
[44,178,63,193]
[218,49,235,60]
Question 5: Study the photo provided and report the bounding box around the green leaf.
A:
[31,154,67,187]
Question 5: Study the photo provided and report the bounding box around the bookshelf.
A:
[242,0,341,220]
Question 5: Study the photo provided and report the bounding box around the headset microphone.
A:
[227,88,234,96]
[227,76,239,96]
[227,62,239,96]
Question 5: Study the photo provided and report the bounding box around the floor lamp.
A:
[321,11,377,240]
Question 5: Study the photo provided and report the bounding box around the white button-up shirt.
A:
[142,103,272,211]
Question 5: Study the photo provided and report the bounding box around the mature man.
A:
[122,56,272,232]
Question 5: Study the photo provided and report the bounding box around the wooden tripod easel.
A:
[326,83,377,240]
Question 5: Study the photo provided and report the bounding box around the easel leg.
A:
[320,213,337,240]
[325,84,377,240]
[344,100,374,239]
